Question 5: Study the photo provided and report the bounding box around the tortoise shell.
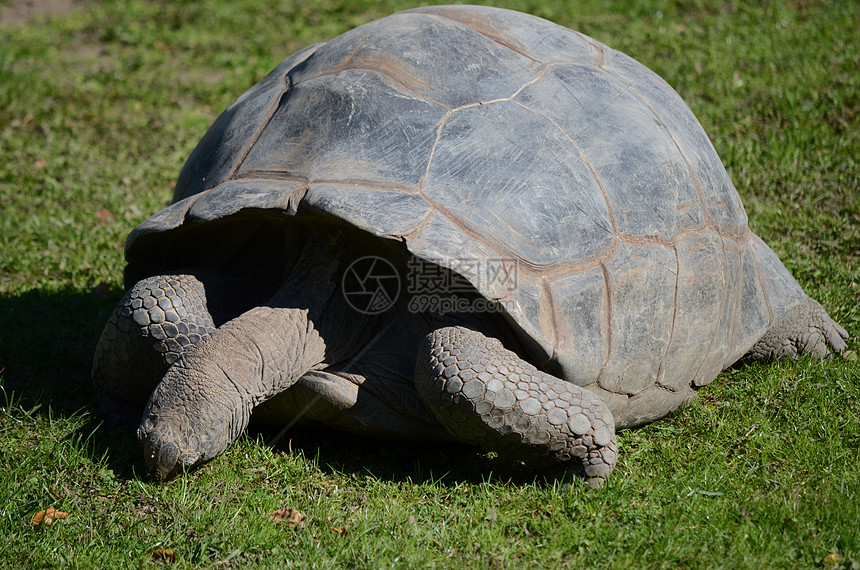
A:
[125,5,783,427]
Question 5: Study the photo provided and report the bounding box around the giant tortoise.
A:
[93,5,848,486]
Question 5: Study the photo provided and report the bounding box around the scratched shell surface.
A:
[127,5,766,426]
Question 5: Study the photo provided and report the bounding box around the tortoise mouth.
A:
[138,426,185,482]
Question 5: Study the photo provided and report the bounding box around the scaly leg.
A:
[92,274,217,425]
[414,326,617,487]
[746,297,848,361]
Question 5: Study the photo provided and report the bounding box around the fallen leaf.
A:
[823,552,840,567]
[268,508,306,528]
[330,526,348,536]
[149,549,178,563]
[95,208,115,224]
[30,507,69,527]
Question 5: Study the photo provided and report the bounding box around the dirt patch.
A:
[0,0,79,25]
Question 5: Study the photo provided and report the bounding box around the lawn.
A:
[1,0,858,567]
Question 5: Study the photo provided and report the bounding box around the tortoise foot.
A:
[92,273,217,422]
[745,298,848,361]
[415,326,617,487]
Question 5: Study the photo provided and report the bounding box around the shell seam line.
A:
[750,239,775,329]
[689,234,731,384]
[416,10,541,64]
[417,108,453,194]
[292,65,450,110]
[723,243,746,369]
[232,172,419,194]
[195,174,750,283]
[613,226,749,248]
[595,262,612,386]
[230,172,309,184]
[188,175,752,283]
[520,224,751,279]
[508,64,552,99]
[654,244,680,389]
[399,210,436,241]
[510,99,619,237]
[572,31,607,68]
[226,74,291,182]
[596,65,712,226]
[541,276,559,365]
[417,63,552,195]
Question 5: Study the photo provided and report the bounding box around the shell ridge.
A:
[124,192,203,257]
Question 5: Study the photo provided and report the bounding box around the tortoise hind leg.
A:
[414,326,617,487]
[92,274,219,425]
[745,297,848,361]
[742,235,848,361]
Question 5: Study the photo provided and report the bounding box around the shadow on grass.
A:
[0,287,541,488]
[0,287,115,413]
[252,422,543,487]
[0,286,145,477]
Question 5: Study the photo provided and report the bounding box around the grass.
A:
[1,0,858,567]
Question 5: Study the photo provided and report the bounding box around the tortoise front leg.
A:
[414,326,617,487]
[93,274,218,426]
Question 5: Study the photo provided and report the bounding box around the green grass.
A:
[1,0,858,567]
